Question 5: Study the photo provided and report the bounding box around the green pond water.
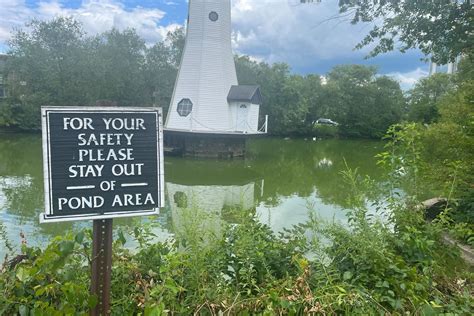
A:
[0,134,387,258]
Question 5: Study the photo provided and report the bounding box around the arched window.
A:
[177,98,193,117]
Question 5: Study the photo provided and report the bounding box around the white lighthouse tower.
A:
[164,0,266,157]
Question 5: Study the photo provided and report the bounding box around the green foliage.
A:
[378,122,425,197]
[7,18,87,105]
[1,18,182,130]
[144,27,185,114]
[0,102,11,127]
[86,28,148,107]
[450,222,474,247]
[312,124,339,138]
[236,58,404,138]
[381,56,474,200]
[0,231,93,315]
[321,65,404,138]
[378,55,474,254]
[236,56,310,135]
[407,73,454,124]
[2,195,472,315]
[309,164,473,314]
[2,17,406,137]
[0,103,43,131]
[334,0,472,64]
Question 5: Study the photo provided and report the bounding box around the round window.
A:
[209,11,219,22]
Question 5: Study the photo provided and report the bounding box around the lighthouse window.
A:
[177,98,193,117]
[209,11,219,22]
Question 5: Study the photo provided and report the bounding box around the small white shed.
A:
[227,85,262,133]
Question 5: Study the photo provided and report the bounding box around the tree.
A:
[309,0,472,64]
[235,55,260,86]
[88,28,147,106]
[371,76,405,136]
[236,56,309,135]
[407,73,454,124]
[7,17,89,106]
[144,27,185,114]
[2,18,186,130]
[165,27,186,67]
[236,59,404,137]
[383,56,474,213]
[320,65,404,138]
[291,74,323,130]
[256,63,304,135]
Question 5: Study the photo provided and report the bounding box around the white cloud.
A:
[0,0,425,75]
[386,67,428,90]
[0,0,178,49]
[231,0,374,67]
[0,0,33,42]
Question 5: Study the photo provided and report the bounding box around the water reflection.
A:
[165,158,261,234]
[248,138,385,208]
[0,134,385,258]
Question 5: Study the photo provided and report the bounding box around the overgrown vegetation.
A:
[378,55,474,250]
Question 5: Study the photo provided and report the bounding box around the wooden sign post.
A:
[91,219,113,315]
[40,107,164,315]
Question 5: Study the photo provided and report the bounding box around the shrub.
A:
[312,124,339,138]
[1,201,472,315]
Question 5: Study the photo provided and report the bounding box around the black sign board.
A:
[40,107,164,222]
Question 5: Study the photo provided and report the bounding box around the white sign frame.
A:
[40,106,165,223]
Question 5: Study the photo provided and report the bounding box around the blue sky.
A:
[0,0,431,89]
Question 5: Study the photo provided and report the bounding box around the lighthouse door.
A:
[236,104,249,132]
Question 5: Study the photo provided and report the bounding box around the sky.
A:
[0,0,431,89]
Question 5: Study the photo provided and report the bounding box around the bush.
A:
[312,124,339,138]
[0,102,44,131]
[0,101,13,127]
[1,197,472,315]
[0,232,94,315]
[378,56,474,248]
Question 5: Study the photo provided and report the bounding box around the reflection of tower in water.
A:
[164,159,263,232]
[168,183,255,213]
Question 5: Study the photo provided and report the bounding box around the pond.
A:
[0,134,387,258]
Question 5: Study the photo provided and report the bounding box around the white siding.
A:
[228,102,260,133]
[229,102,238,130]
[166,0,237,132]
[248,104,260,132]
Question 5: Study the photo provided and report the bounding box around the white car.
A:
[315,118,339,126]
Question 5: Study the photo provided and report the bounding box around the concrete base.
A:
[164,130,253,158]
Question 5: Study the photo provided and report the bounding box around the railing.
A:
[258,115,269,133]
